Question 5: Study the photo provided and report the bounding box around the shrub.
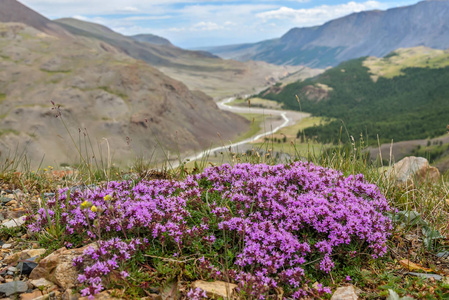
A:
[29,161,392,299]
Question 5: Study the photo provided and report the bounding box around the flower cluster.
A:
[30,161,392,299]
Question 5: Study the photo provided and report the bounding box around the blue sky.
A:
[21,0,422,48]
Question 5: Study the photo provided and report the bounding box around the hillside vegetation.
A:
[259,47,449,145]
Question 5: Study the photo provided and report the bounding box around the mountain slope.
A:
[206,0,449,68]
[0,21,249,167]
[0,0,70,37]
[54,18,318,98]
[131,34,173,46]
[258,47,449,144]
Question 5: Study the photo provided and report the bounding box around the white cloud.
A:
[192,21,223,31]
[168,21,233,33]
[257,1,386,26]
[121,6,139,13]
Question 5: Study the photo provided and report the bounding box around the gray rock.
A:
[437,251,449,258]
[18,260,38,275]
[2,216,26,228]
[0,281,28,296]
[0,197,12,205]
[407,272,442,281]
[43,193,55,199]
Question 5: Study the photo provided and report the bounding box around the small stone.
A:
[2,216,26,228]
[13,190,23,196]
[3,249,46,265]
[30,278,53,289]
[18,261,38,275]
[43,193,55,200]
[331,285,358,300]
[20,290,42,300]
[0,281,28,296]
[2,245,12,250]
[192,280,237,299]
[0,197,11,205]
[437,251,449,258]
[407,272,442,281]
[4,201,17,207]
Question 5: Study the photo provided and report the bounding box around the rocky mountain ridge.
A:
[205,0,449,68]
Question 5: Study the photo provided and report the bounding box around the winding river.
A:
[173,97,309,167]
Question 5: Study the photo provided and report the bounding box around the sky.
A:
[21,0,422,48]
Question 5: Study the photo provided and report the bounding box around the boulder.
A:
[191,280,237,300]
[387,156,440,185]
[29,243,97,289]
[331,285,358,300]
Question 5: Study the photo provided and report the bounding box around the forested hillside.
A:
[259,54,449,144]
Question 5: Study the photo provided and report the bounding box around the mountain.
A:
[54,18,318,98]
[258,47,449,144]
[206,0,449,68]
[130,34,173,47]
[0,0,69,38]
[0,3,249,167]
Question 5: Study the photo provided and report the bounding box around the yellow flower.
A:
[103,195,112,201]
[91,206,98,213]
[80,200,92,209]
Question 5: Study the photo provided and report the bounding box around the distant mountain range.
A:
[52,18,314,99]
[204,0,449,68]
